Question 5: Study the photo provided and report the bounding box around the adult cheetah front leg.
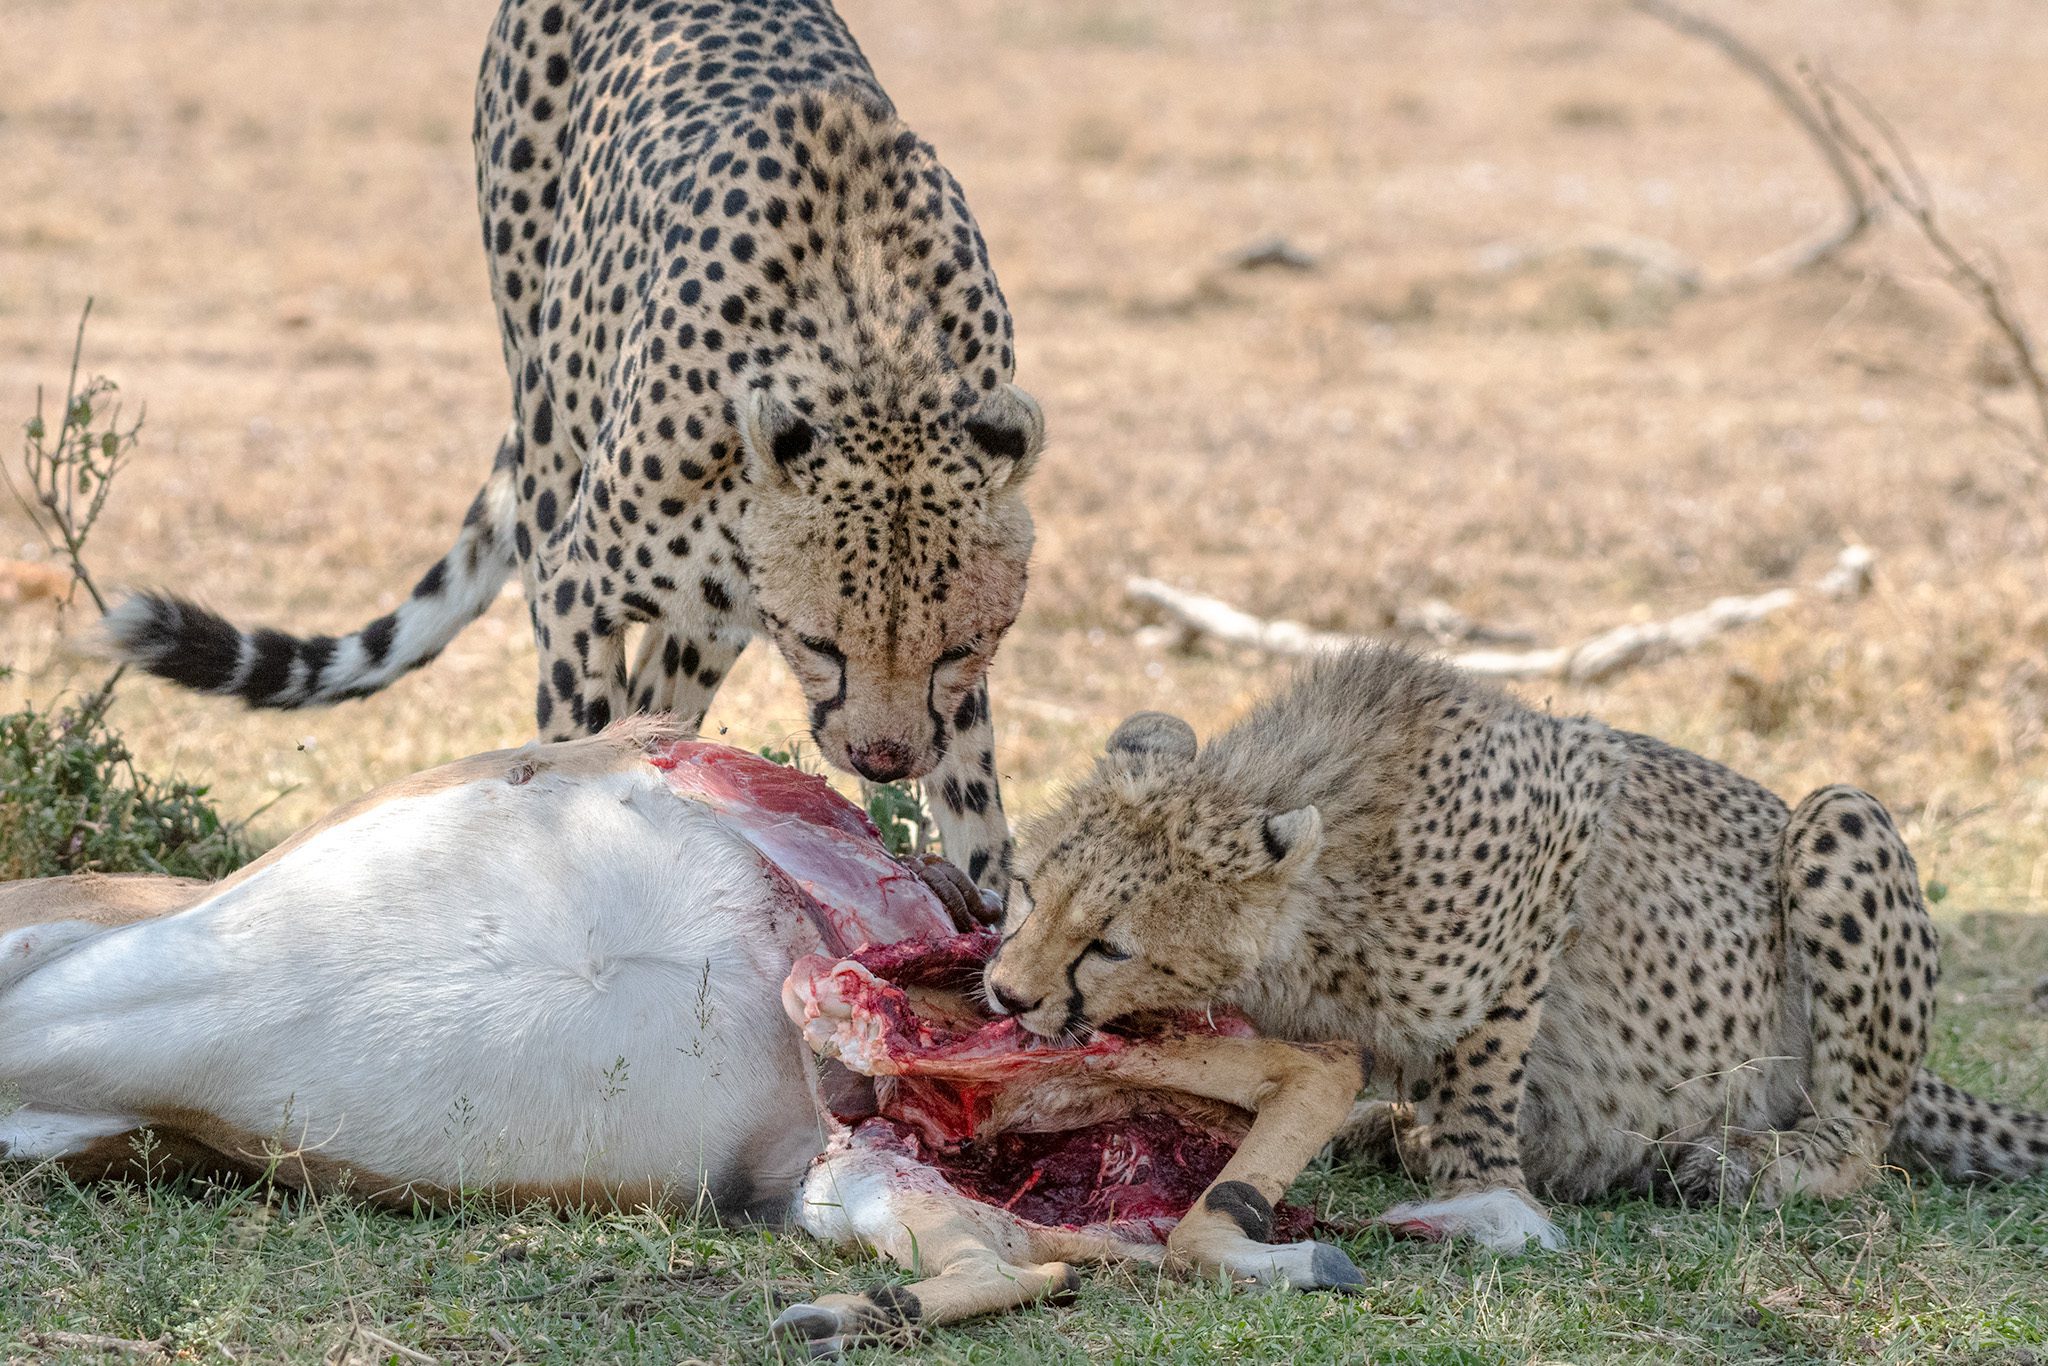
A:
[1379,950,1563,1253]
[527,543,632,741]
[1669,786,1934,1206]
[925,680,1012,896]
[626,624,750,734]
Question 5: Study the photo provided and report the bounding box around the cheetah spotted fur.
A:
[987,645,2048,1249]
[107,0,1044,890]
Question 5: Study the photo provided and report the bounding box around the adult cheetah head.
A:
[736,382,1043,784]
[984,712,1323,1039]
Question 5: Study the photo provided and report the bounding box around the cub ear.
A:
[734,388,818,489]
[963,383,1045,490]
[1260,806,1323,878]
[1105,711,1198,764]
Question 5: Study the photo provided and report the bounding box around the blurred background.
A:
[3,0,2046,922]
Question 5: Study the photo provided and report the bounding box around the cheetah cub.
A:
[987,645,2048,1251]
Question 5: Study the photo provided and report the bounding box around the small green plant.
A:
[0,690,255,880]
[757,738,937,858]
[861,778,936,859]
[0,303,260,882]
[4,299,142,619]
[755,740,818,774]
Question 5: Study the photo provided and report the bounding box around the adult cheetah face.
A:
[984,712,1323,1039]
[736,384,1044,784]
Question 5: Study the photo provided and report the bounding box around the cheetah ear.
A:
[735,389,817,490]
[1105,711,1197,764]
[963,383,1045,490]
[1259,806,1323,878]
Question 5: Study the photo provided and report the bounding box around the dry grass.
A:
[3,1,2048,1351]
[5,0,2048,913]
[6,0,2048,911]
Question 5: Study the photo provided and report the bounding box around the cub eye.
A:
[1089,939,1132,963]
[797,634,844,663]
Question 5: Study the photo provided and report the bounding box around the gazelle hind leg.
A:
[0,920,104,992]
[0,1107,144,1162]
[774,1132,1085,1357]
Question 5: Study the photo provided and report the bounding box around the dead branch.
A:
[1126,545,1874,685]
[1627,0,1873,286]
[1472,234,1703,296]
[1801,66,2048,461]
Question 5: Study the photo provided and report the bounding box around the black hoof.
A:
[1309,1241,1367,1293]
[769,1305,843,1359]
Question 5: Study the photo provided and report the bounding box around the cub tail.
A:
[1888,1068,2048,1180]
[105,437,519,710]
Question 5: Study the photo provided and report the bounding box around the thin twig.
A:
[3,300,143,707]
[1802,65,2048,459]
[1629,0,1873,285]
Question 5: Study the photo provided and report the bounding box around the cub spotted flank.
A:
[986,644,2048,1250]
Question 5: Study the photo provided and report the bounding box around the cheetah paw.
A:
[1379,1189,1561,1253]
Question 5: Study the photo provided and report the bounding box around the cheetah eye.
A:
[935,643,976,667]
[1089,939,1132,964]
[797,634,844,663]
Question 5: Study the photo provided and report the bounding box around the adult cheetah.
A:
[108,0,1043,889]
[986,645,2048,1250]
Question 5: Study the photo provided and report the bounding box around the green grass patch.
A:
[0,690,258,882]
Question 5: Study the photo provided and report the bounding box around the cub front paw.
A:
[1379,1188,1561,1253]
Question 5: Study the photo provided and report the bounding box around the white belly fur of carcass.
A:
[0,761,827,1208]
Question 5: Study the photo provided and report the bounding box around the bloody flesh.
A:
[651,740,955,954]
[653,743,1306,1242]
[789,932,1310,1241]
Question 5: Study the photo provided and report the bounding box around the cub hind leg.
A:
[1675,785,1936,1205]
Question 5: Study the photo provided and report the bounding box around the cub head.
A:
[983,711,1322,1039]
[736,382,1043,783]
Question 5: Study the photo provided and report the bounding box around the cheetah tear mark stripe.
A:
[104,437,520,710]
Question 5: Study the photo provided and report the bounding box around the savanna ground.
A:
[5,0,2048,1359]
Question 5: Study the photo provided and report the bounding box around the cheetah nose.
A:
[848,741,914,784]
[988,983,1040,1018]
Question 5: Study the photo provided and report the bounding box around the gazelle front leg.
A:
[777,1126,1152,1357]
[926,680,1011,895]
[1100,1036,1370,1292]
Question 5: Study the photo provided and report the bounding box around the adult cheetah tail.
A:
[1888,1068,2048,1181]
[103,436,519,711]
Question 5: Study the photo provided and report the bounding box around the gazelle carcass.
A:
[0,721,1367,1353]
